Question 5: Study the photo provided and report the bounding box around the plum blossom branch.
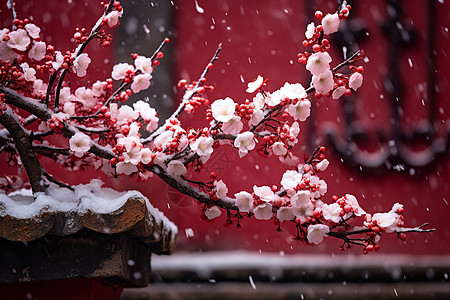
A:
[142,43,222,145]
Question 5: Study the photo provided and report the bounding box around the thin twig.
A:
[142,43,222,145]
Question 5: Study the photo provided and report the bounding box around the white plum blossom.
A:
[315,159,329,171]
[134,55,153,74]
[205,206,222,220]
[111,63,134,80]
[24,24,41,39]
[322,203,343,223]
[248,108,264,127]
[291,191,314,223]
[253,185,274,202]
[0,41,19,62]
[116,161,138,175]
[7,29,30,51]
[214,180,228,199]
[332,86,348,99]
[307,224,330,245]
[131,73,152,93]
[234,191,254,212]
[253,203,273,220]
[28,41,46,61]
[272,141,287,156]
[305,22,315,39]
[20,63,36,82]
[105,10,123,28]
[372,212,397,230]
[75,87,96,109]
[167,160,187,177]
[306,52,332,76]
[277,206,295,222]
[246,75,264,93]
[69,132,91,157]
[234,131,256,157]
[287,99,311,121]
[252,92,265,110]
[140,148,154,165]
[321,13,340,35]
[72,53,91,77]
[92,81,105,96]
[189,136,214,157]
[312,70,334,94]
[122,147,142,165]
[349,72,363,90]
[222,116,243,134]
[211,97,236,122]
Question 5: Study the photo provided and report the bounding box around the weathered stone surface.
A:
[0,211,54,241]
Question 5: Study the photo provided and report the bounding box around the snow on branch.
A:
[0,1,434,253]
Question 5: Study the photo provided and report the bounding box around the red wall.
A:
[2,0,450,256]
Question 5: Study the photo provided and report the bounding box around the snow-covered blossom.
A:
[305,22,315,39]
[267,90,283,107]
[222,116,243,134]
[234,191,253,212]
[205,206,222,220]
[105,10,123,28]
[307,224,330,245]
[253,203,273,220]
[111,63,134,80]
[322,203,342,223]
[248,107,264,127]
[343,194,366,216]
[277,206,295,222]
[306,52,332,76]
[28,41,46,61]
[315,159,329,171]
[280,170,302,191]
[279,82,307,100]
[253,185,274,202]
[349,72,363,90]
[211,97,236,122]
[122,147,142,165]
[20,63,36,82]
[312,70,334,94]
[272,141,287,156]
[332,86,348,99]
[252,92,265,110]
[0,28,9,41]
[246,75,264,93]
[131,73,152,93]
[7,29,30,51]
[189,136,214,157]
[73,53,91,77]
[115,105,139,122]
[92,81,105,97]
[134,55,153,74]
[234,131,256,157]
[0,41,18,62]
[372,212,397,230]
[214,180,228,199]
[52,51,64,70]
[167,160,187,177]
[69,132,91,157]
[287,98,311,121]
[321,13,340,35]
[24,24,41,39]
[116,161,138,175]
[133,100,159,131]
